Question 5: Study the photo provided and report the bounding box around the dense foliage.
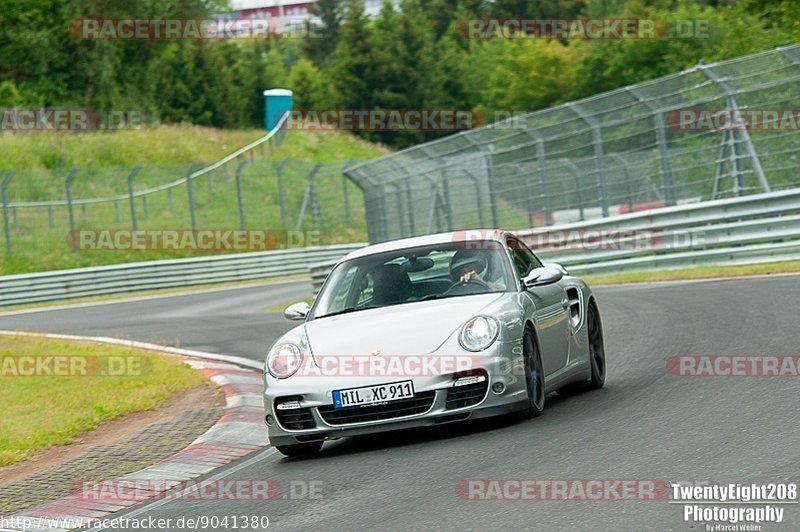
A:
[1,0,798,148]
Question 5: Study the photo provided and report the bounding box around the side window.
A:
[519,240,543,269]
[507,237,533,278]
[326,267,357,313]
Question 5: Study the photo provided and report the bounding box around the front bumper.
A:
[263,339,527,447]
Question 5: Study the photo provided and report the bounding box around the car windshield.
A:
[310,241,514,319]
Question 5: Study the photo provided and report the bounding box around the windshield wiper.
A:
[419,293,448,301]
[317,305,378,319]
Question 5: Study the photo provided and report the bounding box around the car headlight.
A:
[266,343,303,378]
[459,316,499,351]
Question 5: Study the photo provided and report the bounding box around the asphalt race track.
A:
[1,275,798,531]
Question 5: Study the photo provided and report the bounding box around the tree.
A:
[289,58,330,109]
[304,0,344,65]
[480,39,583,115]
[0,81,24,106]
[330,0,375,112]
[263,45,290,89]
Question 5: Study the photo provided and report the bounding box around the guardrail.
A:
[0,244,364,307]
[2,189,798,307]
[310,261,339,295]
[523,188,800,275]
[311,188,800,287]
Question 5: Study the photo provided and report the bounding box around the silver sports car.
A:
[263,230,606,457]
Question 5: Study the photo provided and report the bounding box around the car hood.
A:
[304,293,506,359]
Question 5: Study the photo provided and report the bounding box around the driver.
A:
[449,250,503,290]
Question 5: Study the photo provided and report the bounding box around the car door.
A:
[506,236,570,376]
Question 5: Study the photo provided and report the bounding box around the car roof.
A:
[341,229,509,262]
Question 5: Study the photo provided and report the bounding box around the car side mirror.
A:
[284,302,310,321]
[543,262,569,276]
[523,266,563,288]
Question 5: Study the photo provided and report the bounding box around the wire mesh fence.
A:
[345,43,800,243]
[0,126,368,265]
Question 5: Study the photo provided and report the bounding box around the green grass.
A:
[0,126,388,275]
[0,335,208,467]
[0,125,387,169]
[584,260,800,286]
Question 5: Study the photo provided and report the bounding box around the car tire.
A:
[522,327,545,418]
[275,441,323,457]
[558,301,606,395]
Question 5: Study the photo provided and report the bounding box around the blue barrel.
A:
[263,88,293,130]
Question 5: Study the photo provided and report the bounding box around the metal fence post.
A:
[568,103,609,217]
[392,183,406,238]
[463,170,485,227]
[48,205,54,230]
[65,169,77,250]
[235,159,248,232]
[699,61,770,195]
[1,171,13,255]
[609,153,634,208]
[310,171,323,233]
[342,160,353,228]
[296,163,321,231]
[404,182,416,234]
[167,188,174,211]
[486,154,500,228]
[186,163,200,232]
[712,132,729,199]
[440,171,454,231]
[512,162,537,227]
[536,139,552,225]
[276,159,288,230]
[385,159,416,238]
[523,129,552,225]
[627,87,677,206]
[127,166,141,230]
[564,161,585,221]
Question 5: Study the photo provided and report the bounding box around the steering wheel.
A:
[442,277,489,296]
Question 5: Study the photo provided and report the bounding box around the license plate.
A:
[332,380,415,409]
